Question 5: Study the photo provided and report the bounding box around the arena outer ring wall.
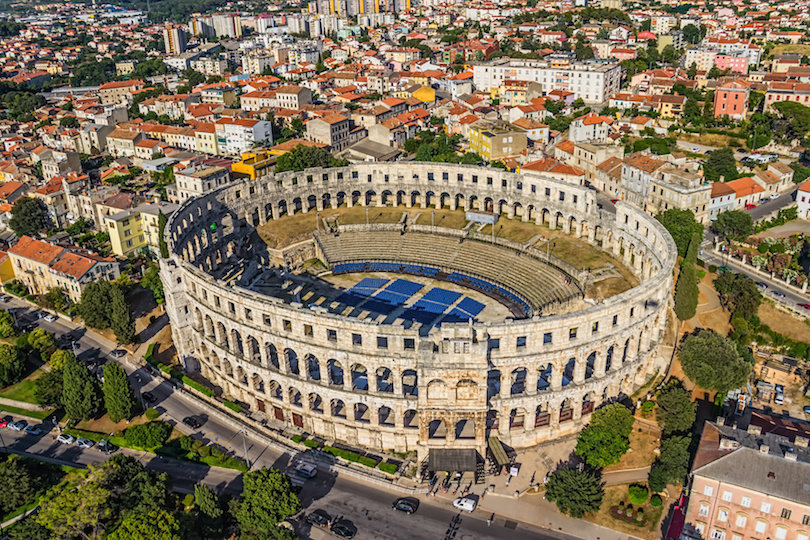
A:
[160,162,677,460]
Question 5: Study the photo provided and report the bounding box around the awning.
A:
[488,437,510,467]
[428,448,477,472]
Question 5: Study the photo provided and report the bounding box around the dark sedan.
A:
[183,416,201,429]
[391,497,419,514]
[142,392,157,403]
[306,510,331,529]
[330,521,356,539]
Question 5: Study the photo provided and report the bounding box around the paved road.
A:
[746,185,798,222]
[1,298,602,540]
[676,140,717,155]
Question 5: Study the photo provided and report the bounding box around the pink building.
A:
[714,54,749,74]
[611,48,638,62]
[681,415,810,540]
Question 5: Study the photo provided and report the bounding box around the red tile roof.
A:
[8,235,63,265]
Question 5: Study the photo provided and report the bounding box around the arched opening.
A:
[537,364,552,391]
[582,392,595,415]
[252,374,264,393]
[331,399,346,418]
[378,406,394,426]
[354,403,370,423]
[289,387,303,407]
[455,419,476,439]
[285,348,299,375]
[306,354,320,381]
[236,365,247,385]
[404,409,419,429]
[509,408,525,431]
[427,419,446,439]
[585,352,596,380]
[266,343,279,370]
[309,393,323,413]
[510,367,527,395]
[606,346,614,371]
[328,359,344,386]
[268,380,282,400]
[203,315,214,338]
[216,322,229,349]
[560,398,574,423]
[487,369,501,400]
[486,410,499,431]
[351,364,368,391]
[247,336,260,363]
[402,369,418,396]
[222,360,233,378]
[562,358,575,387]
[376,367,393,393]
[535,403,551,427]
[307,194,317,211]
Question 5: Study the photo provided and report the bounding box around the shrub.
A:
[197,445,211,458]
[124,421,171,450]
[224,400,242,413]
[210,448,224,460]
[696,258,705,268]
[641,400,655,414]
[144,408,160,421]
[304,439,320,449]
[291,434,303,444]
[697,270,706,279]
[144,343,156,364]
[358,456,377,468]
[182,376,214,397]
[182,493,194,507]
[378,462,398,474]
[628,484,649,505]
[650,494,663,507]
[178,435,194,452]
[323,446,360,462]
[709,264,717,273]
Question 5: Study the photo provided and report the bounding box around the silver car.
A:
[76,437,94,449]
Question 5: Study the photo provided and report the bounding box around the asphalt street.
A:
[1,298,583,540]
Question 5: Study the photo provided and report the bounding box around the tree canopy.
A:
[648,435,692,492]
[0,343,24,387]
[275,144,349,173]
[575,403,635,468]
[704,148,738,182]
[679,329,752,393]
[103,363,136,423]
[61,353,102,421]
[655,380,697,435]
[656,208,704,258]
[713,272,761,319]
[711,210,753,243]
[235,467,302,537]
[545,468,604,518]
[9,197,50,238]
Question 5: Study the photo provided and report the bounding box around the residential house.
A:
[726,176,767,208]
[306,113,352,151]
[103,202,179,257]
[569,112,614,143]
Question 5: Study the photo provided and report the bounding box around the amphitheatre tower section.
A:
[160,162,676,461]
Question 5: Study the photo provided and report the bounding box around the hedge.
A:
[323,446,360,462]
[144,343,156,364]
[182,376,214,397]
[358,456,377,468]
[224,400,242,413]
[291,435,303,444]
[378,462,398,475]
[304,439,320,449]
[650,494,663,507]
[145,408,160,421]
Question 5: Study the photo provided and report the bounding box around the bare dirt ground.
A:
[758,301,810,343]
[752,221,810,239]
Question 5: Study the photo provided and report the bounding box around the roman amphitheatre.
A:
[160,162,676,469]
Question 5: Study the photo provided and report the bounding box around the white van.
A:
[294,462,317,479]
[452,497,477,513]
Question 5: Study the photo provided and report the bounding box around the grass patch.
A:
[414,207,469,229]
[584,484,665,540]
[323,446,360,462]
[224,400,242,413]
[481,219,541,243]
[304,439,320,449]
[0,369,46,404]
[358,456,377,468]
[182,376,214,397]
[0,404,56,420]
[603,427,660,472]
[378,462,398,474]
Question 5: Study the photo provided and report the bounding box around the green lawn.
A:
[0,404,56,421]
[0,369,45,404]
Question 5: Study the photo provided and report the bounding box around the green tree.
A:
[109,285,136,345]
[704,147,738,182]
[0,455,38,514]
[9,197,50,238]
[79,281,112,329]
[33,369,63,408]
[687,62,697,80]
[195,483,223,538]
[49,349,74,371]
[648,435,691,492]
[28,328,56,359]
[674,261,698,322]
[711,209,753,243]
[575,403,635,468]
[108,508,180,540]
[124,421,171,450]
[7,516,51,540]
[0,343,24,387]
[103,363,136,423]
[181,68,205,88]
[545,468,604,518]
[158,211,168,258]
[141,263,164,303]
[235,467,302,536]
[59,116,79,128]
[37,481,111,539]
[682,24,701,44]
[655,380,696,435]
[61,353,102,421]
[0,311,16,338]
[656,208,704,257]
[713,272,761,319]
[679,329,752,393]
[275,144,349,173]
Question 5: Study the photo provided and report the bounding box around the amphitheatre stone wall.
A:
[160,162,677,460]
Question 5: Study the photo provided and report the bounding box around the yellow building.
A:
[411,85,435,103]
[468,121,528,162]
[231,148,277,180]
[0,251,17,284]
[103,202,179,257]
[194,124,219,155]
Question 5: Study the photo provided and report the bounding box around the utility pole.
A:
[241,426,251,470]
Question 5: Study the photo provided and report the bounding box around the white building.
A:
[798,178,810,219]
[472,55,622,104]
[569,112,614,143]
[214,118,273,156]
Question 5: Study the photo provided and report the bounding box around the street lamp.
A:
[240,426,251,470]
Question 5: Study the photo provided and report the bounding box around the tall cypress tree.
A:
[79,282,111,329]
[62,354,101,422]
[109,286,135,345]
[102,363,135,423]
[674,234,701,322]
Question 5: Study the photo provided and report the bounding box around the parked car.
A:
[110,349,126,358]
[294,462,317,479]
[43,314,57,322]
[98,440,119,454]
[76,437,94,449]
[718,266,731,272]
[330,521,356,539]
[804,406,810,414]
[183,416,201,429]
[691,146,700,152]
[453,497,477,512]
[392,497,419,514]
[770,290,786,298]
[774,393,785,406]
[56,433,75,444]
[775,384,785,394]
[0,416,13,428]
[23,425,41,436]
[798,303,810,311]
[756,282,768,289]
[8,420,26,431]
[0,296,10,303]
[142,392,157,403]
[306,510,331,529]
[744,203,756,209]
[770,193,781,200]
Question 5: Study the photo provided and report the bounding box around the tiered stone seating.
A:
[316,232,579,310]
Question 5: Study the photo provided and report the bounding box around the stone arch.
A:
[216,322,229,349]
[222,359,233,378]
[292,196,303,213]
[404,409,419,429]
[606,345,614,371]
[427,418,446,439]
[231,329,244,356]
[427,379,448,400]
[252,373,265,393]
[486,410,499,431]
[336,191,346,206]
[350,363,368,391]
[236,364,247,385]
[440,192,451,208]
[306,354,320,381]
[410,190,420,207]
[203,315,214,338]
[510,367,527,395]
[378,405,394,426]
[562,358,576,387]
[365,190,376,206]
[487,369,501,400]
[376,367,393,393]
[559,398,574,422]
[455,418,476,439]
[585,352,596,380]
[268,380,282,400]
[322,192,331,209]
[537,363,552,391]
[285,348,299,375]
[247,336,260,363]
[193,308,203,329]
[328,359,344,386]
[402,369,418,396]
[396,190,406,206]
[266,343,279,370]
[582,391,595,415]
[354,403,370,423]
[509,407,526,431]
[456,379,478,401]
[306,194,317,211]
[381,189,393,206]
[309,393,324,413]
[351,190,362,206]
[331,399,346,418]
[535,403,551,427]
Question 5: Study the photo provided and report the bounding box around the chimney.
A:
[795,436,809,449]
[760,444,770,454]
[748,425,762,436]
[784,449,798,461]
[716,416,725,426]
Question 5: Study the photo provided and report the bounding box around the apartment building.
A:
[97,80,145,106]
[107,128,146,158]
[709,182,736,221]
[7,236,119,303]
[798,178,810,219]
[188,58,229,77]
[472,55,622,104]
[172,159,233,203]
[275,85,312,109]
[648,166,712,223]
[682,418,810,540]
[620,152,668,207]
[103,202,179,257]
[163,24,187,56]
[468,120,527,162]
[715,80,751,120]
[568,112,613,143]
[306,113,351,151]
[214,118,273,156]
